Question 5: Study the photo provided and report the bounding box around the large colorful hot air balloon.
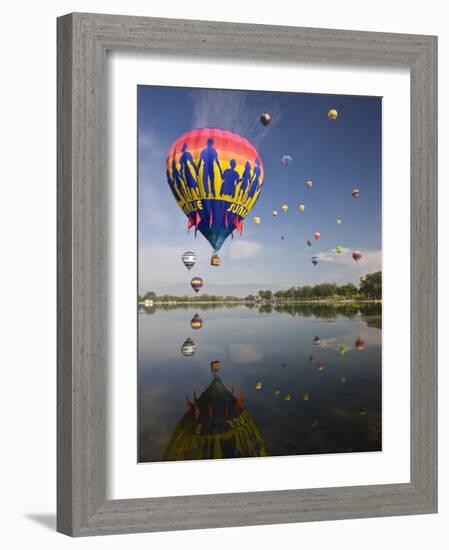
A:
[166,129,264,264]
[181,251,197,270]
[191,277,203,293]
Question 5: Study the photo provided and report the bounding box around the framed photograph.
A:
[57,13,437,536]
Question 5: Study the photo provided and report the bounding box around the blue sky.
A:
[138,85,382,296]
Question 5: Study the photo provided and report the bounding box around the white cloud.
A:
[314,247,382,271]
[227,240,262,260]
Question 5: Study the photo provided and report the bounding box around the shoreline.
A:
[139,298,382,306]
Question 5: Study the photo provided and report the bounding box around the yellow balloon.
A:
[306,180,313,188]
[298,204,305,212]
[328,108,338,120]
[281,204,289,213]
[253,216,261,225]
[255,381,262,390]
[284,393,292,401]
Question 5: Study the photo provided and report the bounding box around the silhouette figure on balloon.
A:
[179,143,198,191]
[197,138,223,197]
[247,158,262,199]
[221,159,241,197]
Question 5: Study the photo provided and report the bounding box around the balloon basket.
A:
[211,253,221,266]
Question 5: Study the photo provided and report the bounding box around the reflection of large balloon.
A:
[314,232,321,240]
[163,374,266,460]
[313,336,321,345]
[166,129,264,261]
[191,277,203,292]
[352,250,362,263]
[190,313,203,330]
[182,251,197,270]
[281,155,292,167]
[260,112,272,126]
[181,338,197,357]
[311,256,319,266]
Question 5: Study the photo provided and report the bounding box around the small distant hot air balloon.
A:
[306,180,313,189]
[253,216,261,225]
[336,218,342,225]
[260,112,272,126]
[313,336,321,346]
[352,250,362,263]
[281,204,289,213]
[181,338,196,357]
[281,155,292,167]
[190,313,203,330]
[182,251,197,270]
[307,240,312,247]
[311,256,319,266]
[328,108,338,120]
[316,362,325,371]
[314,231,321,240]
[298,204,305,212]
[281,235,285,240]
[210,360,221,374]
[352,188,360,199]
[255,381,262,390]
[360,274,367,283]
[284,393,292,401]
[336,245,343,254]
[274,388,281,396]
[272,210,278,217]
[355,337,365,350]
[302,393,310,401]
[191,277,203,293]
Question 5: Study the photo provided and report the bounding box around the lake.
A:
[138,303,381,462]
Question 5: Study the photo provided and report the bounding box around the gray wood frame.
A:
[57,12,438,537]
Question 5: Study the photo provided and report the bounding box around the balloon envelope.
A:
[191,277,203,293]
[307,240,312,247]
[281,155,292,167]
[281,204,289,213]
[253,216,261,225]
[166,128,264,253]
[298,204,305,212]
[260,112,272,126]
[306,180,313,188]
[182,251,197,270]
[190,313,203,330]
[352,188,360,198]
[336,245,343,254]
[314,232,321,240]
[352,250,362,263]
[311,256,319,266]
[328,109,338,120]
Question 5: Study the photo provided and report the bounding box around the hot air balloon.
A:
[182,251,197,270]
[272,210,278,217]
[336,218,342,225]
[336,245,343,254]
[274,388,281,396]
[360,274,367,283]
[181,338,197,357]
[307,240,312,247]
[352,250,362,263]
[260,112,272,126]
[313,336,321,346]
[306,180,313,189]
[281,155,292,167]
[190,313,203,330]
[311,256,319,266]
[328,108,338,120]
[281,204,289,213]
[166,129,264,266]
[253,216,261,225]
[211,252,220,266]
[316,362,325,371]
[298,204,305,212]
[352,188,360,199]
[255,381,262,390]
[191,277,203,293]
[355,337,365,350]
[302,393,310,401]
[314,231,321,240]
[284,393,292,401]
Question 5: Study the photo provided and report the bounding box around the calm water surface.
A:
[138,303,381,462]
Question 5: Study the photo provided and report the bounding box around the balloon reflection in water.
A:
[180,338,196,357]
[190,313,203,330]
[355,336,365,350]
[316,362,325,371]
[313,336,321,345]
[163,366,266,460]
